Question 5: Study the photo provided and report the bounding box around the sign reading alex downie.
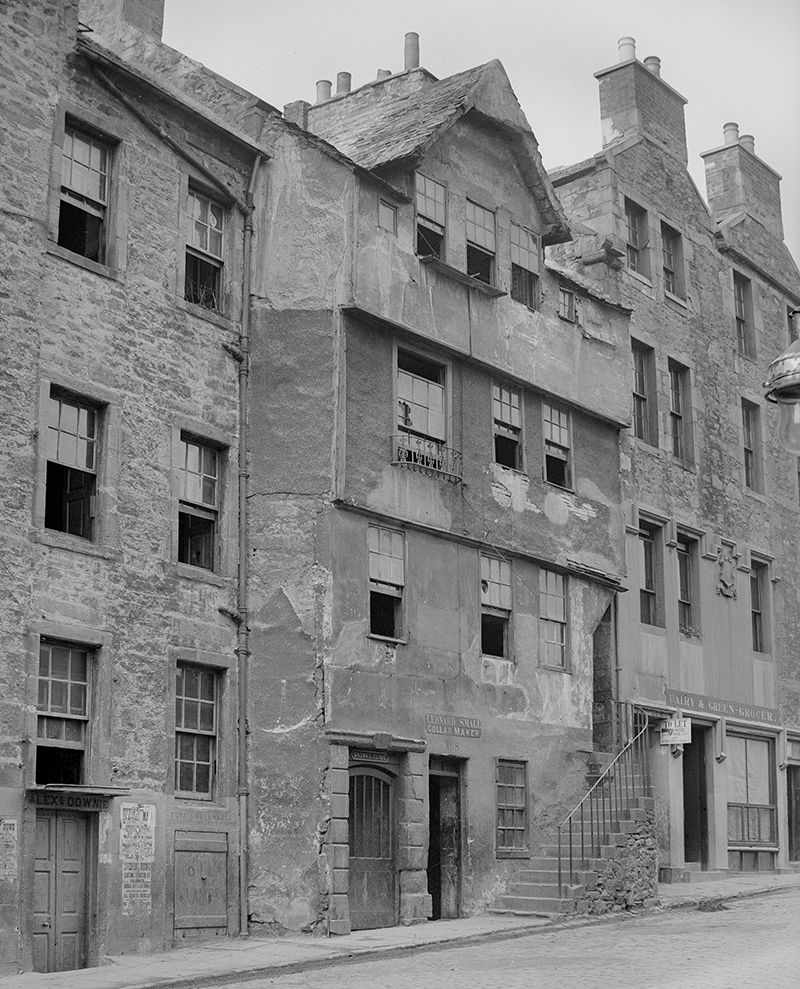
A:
[426,714,482,738]
[665,689,779,725]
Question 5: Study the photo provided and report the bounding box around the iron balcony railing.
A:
[557,705,651,896]
[392,433,463,481]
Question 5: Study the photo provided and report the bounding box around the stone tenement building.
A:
[0,0,798,976]
[551,38,800,881]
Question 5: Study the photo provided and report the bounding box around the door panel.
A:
[174,831,229,936]
[683,728,709,868]
[33,811,87,973]
[349,769,396,930]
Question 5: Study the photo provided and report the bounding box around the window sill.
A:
[496,849,530,860]
[482,653,513,662]
[539,664,571,674]
[664,289,688,309]
[670,455,696,471]
[492,463,528,478]
[174,296,236,329]
[744,487,768,504]
[630,435,660,453]
[367,633,407,646]
[544,481,575,494]
[557,312,579,325]
[46,241,122,281]
[173,792,217,803]
[753,649,773,661]
[640,623,667,636]
[626,269,652,289]
[419,255,506,297]
[165,561,230,587]
[32,528,121,561]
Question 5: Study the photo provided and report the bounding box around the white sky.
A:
[163,0,800,266]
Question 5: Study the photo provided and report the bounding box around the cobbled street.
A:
[217,888,800,989]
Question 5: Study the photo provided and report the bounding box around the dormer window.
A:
[466,200,495,285]
[416,173,446,258]
[510,223,539,308]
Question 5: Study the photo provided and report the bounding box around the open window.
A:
[543,402,571,489]
[492,383,522,470]
[415,173,445,258]
[57,123,110,263]
[510,223,539,308]
[185,187,225,311]
[44,389,98,541]
[466,200,496,285]
[178,434,220,570]
[481,555,512,658]
[368,525,405,640]
[36,640,91,785]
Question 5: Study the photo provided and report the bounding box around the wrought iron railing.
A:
[392,433,463,481]
[557,706,651,896]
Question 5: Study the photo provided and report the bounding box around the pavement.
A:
[4,872,800,989]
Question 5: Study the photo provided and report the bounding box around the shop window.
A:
[539,569,567,668]
[466,200,495,285]
[492,383,522,470]
[416,173,445,258]
[481,555,511,658]
[726,735,775,851]
[638,520,663,627]
[178,435,220,571]
[175,664,218,797]
[36,640,91,785]
[496,759,528,856]
[632,340,658,446]
[44,389,98,541]
[625,198,649,278]
[510,222,539,308]
[185,187,225,311]
[543,402,571,489]
[368,525,405,640]
[57,123,110,263]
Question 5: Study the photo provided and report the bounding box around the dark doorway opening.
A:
[427,757,461,920]
[592,606,616,752]
[683,726,710,869]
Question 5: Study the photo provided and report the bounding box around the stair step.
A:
[495,895,577,914]
[506,882,576,898]
[515,869,597,884]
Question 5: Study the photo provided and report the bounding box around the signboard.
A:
[425,714,482,738]
[0,820,17,881]
[659,718,691,745]
[665,689,779,726]
[351,750,393,763]
[28,791,110,811]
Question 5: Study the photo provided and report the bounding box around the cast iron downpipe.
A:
[236,155,261,937]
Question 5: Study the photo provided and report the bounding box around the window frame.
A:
[43,389,100,542]
[741,399,763,493]
[676,533,701,636]
[415,172,446,259]
[542,401,572,490]
[47,104,125,277]
[378,197,398,234]
[367,524,406,642]
[35,638,93,786]
[631,340,658,447]
[668,359,693,462]
[177,433,222,572]
[184,183,226,314]
[557,285,577,322]
[750,558,771,654]
[624,197,650,279]
[174,663,219,800]
[492,382,523,471]
[638,519,664,628]
[466,199,496,286]
[496,758,529,857]
[660,221,685,300]
[734,272,755,359]
[481,555,512,660]
[539,568,569,670]
[510,222,540,309]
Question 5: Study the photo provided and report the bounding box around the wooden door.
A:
[348,768,396,930]
[428,768,461,919]
[787,766,800,862]
[173,831,229,937]
[33,811,87,973]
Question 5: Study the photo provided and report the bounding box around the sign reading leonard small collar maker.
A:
[659,718,691,745]
[426,714,482,738]
[665,689,779,725]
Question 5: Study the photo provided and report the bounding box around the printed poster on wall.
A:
[120,803,155,916]
[0,819,17,882]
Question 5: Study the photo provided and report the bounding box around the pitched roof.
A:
[305,61,570,243]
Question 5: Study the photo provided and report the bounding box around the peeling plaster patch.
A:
[481,656,516,686]
[489,464,543,516]
[576,477,613,508]
[259,714,317,734]
[543,488,598,525]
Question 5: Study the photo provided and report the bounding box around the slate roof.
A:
[305,61,570,243]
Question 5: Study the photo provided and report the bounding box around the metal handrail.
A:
[557,706,651,896]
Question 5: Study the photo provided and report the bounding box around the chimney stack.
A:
[315,80,332,103]
[336,72,351,95]
[595,39,688,163]
[702,124,784,238]
[377,69,391,81]
[404,32,420,70]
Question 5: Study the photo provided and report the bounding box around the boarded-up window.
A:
[727,735,775,845]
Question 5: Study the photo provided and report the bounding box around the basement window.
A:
[466,200,496,285]
[185,187,225,311]
[368,525,405,640]
[57,123,110,263]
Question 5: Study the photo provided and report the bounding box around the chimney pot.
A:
[618,37,636,62]
[377,69,391,80]
[643,56,661,77]
[315,79,332,103]
[723,122,739,146]
[404,32,420,70]
[739,134,755,155]
[336,72,351,95]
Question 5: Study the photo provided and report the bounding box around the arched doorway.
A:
[348,766,397,929]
